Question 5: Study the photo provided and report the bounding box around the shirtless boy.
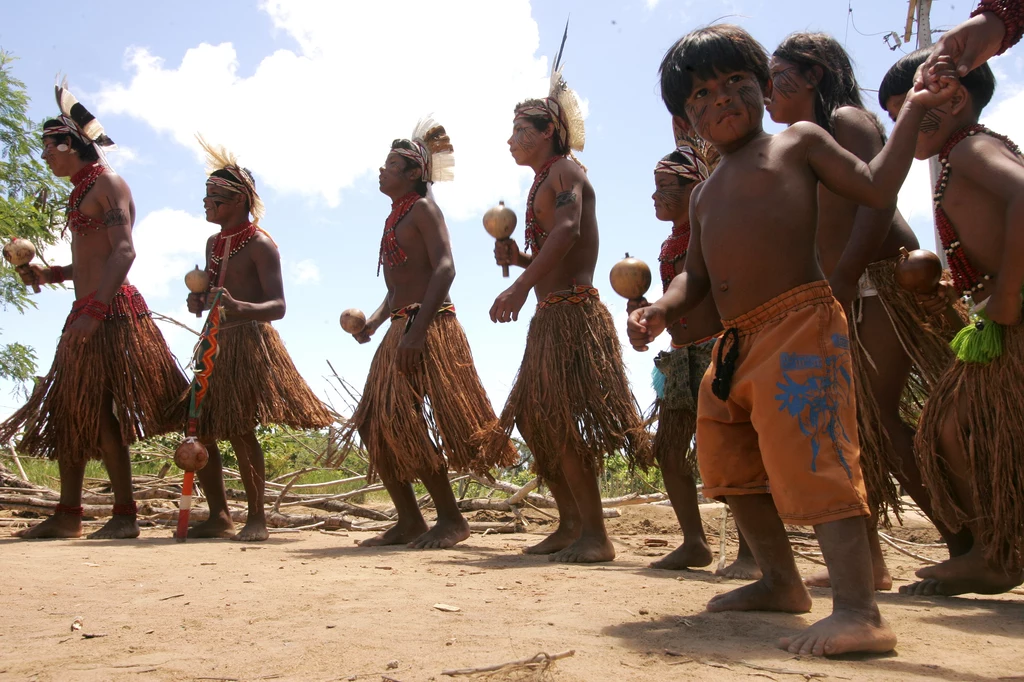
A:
[186,139,332,541]
[630,143,759,578]
[879,49,1024,597]
[478,58,649,564]
[767,32,971,591]
[628,25,954,655]
[1,82,187,539]
[336,120,516,550]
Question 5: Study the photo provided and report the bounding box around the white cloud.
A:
[289,258,320,284]
[95,0,554,220]
[129,208,212,298]
[646,0,661,8]
[108,144,141,166]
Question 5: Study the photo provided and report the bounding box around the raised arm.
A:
[805,81,956,209]
[825,109,898,304]
[919,0,1021,90]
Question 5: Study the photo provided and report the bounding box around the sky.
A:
[1,0,1022,422]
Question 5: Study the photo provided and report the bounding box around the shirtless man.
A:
[767,32,971,591]
[336,120,516,550]
[186,139,331,541]
[628,24,953,655]
[1,81,187,539]
[478,60,649,564]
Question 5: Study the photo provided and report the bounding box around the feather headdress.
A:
[46,76,116,164]
[196,134,265,225]
[514,20,586,154]
[391,117,455,184]
[672,121,720,174]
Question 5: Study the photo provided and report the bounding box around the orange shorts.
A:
[696,281,869,526]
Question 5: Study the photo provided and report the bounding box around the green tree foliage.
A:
[0,50,71,386]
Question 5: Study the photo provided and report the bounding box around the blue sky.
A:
[1,0,1021,420]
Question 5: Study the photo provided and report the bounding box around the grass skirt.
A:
[339,311,516,483]
[647,339,715,476]
[194,321,332,440]
[915,321,1024,571]
[850,257,965,521]
[475,288,650,482]
[0,285,188,464]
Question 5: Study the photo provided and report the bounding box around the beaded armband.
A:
[82,297,110,320]
[49,264,66,284]
[973,0,1024,55]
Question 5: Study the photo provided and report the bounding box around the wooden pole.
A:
[915,0,947,266]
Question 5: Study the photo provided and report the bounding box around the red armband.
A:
[974,0,1024,54]
[82,296,110,320]
[49,264,66,284]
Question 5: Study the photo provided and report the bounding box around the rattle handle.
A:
[16,265,41,293]
[502,264,510,278]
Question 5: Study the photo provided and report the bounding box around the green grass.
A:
[7,426,675,501]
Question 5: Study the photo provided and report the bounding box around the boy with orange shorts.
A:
[628,25,955,656]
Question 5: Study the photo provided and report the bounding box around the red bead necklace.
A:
[377,192,420,275]
[934,124,1021,297]
[208,221,259,285]
[524,155,564,253]
[658,221,691,293]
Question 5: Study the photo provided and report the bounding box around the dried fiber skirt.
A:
[194,321,332,440]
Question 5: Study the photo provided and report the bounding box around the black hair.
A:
[42,120,99,162]
[513,99,570,155]
[209,168,254,210]
[390,139,428,197]
[659,24,770,118]
[878,47,996,115]
[773,32,877,136]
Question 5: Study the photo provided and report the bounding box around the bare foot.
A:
[898,551,1023,596]
[715,555,764,581]
[188,511,235,539]
[523,524,580,555]
[707,577,812,613]
[650,541,714,570]
[804,567,893,591]
[358,519,429,547]
[15,514,82,539]
[87,515,140,540]
[408,517,470,550]
[779,609,896,657]
[232,517,269,542]
[550,534,615,564]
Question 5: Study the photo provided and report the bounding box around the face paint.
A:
[770,66,800,99]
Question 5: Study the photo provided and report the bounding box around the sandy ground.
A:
[1,504,1022,682]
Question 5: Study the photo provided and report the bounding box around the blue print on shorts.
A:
[775,350,853,476]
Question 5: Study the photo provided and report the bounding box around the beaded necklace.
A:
[934,123,1022,297]
[378,192,420,275]
[64,162,107,237]
[208,221,258,284]
[524,155,564,253]
[658,222,691,293]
